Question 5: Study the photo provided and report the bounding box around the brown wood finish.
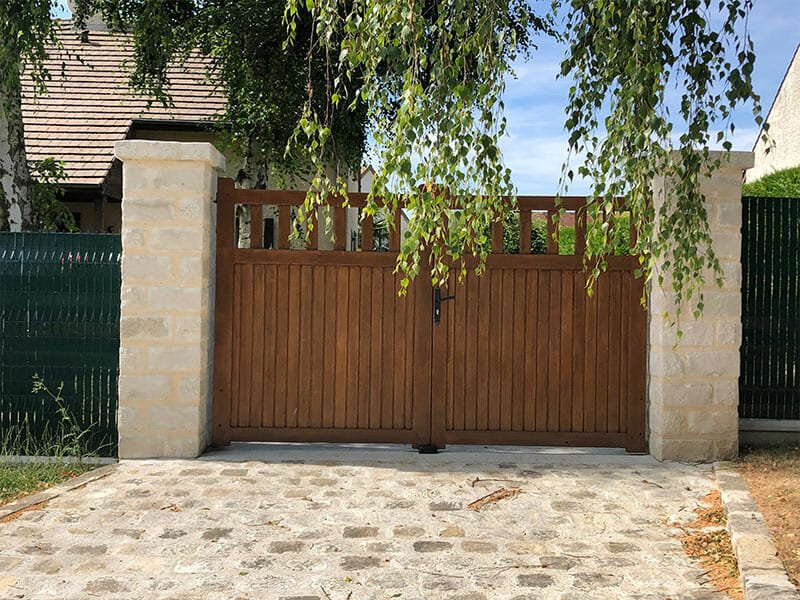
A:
[213,178,647,451]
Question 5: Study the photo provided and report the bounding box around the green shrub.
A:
[742,166,800,198]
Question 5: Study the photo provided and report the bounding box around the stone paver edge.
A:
[713,461,799,600]
[0,463,117,521]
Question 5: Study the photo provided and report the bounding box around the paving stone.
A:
[413,541,453,552]
[67,544,107,556]
[517,573,554,587]
[342,525,379,538]
[268,541,304,553]
[0,455,726,599]
[393,525,425,537]
[439,525,465,537]
[429,500,462,511]
[340,555,382,570]
[461,541,497,553]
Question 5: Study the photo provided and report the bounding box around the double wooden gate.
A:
[212,179,646,451]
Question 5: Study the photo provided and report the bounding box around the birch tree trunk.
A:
[0,75,32,232]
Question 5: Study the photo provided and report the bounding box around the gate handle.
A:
[433,288,456,324]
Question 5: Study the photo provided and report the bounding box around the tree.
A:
[0,0,60,231]
[2,1,764,319]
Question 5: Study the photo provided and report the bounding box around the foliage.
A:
[502,213,631,255]
[742,166,800,198]
[87,0,368,185]
[30,158,78,232]
[0,462,91,505]
[558,0,764,318]
[0,0,64,230]
[1,375,98,458]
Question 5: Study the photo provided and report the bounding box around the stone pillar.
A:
[648,151,754,461]
[114,141,225,458]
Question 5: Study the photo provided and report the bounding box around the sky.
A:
[53,1,799,194]
[502,2,800,193]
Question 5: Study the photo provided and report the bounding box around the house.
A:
[22,21,230,232]
[23,20,383,244]
[746,43,800,182]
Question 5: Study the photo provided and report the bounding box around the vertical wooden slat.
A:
[404,282,416,430]
[389,208,401,252]
[250,265,266,428]
[574,208,587,256]
[500,269,514,431]
[465,272,478,431]
[519,210,532,254]
[453,276,467,432]
[559,272,573,432]
[322,266,336,428]
[511,270,526,431]
[251,204,263,249]
[212,178,235,445]
[274,265,289,427]
[595,273,610,432]
[277,205,291,250]
[488,271,503,430]
[584,280,598,433]
[619,271,630,434]
[476,275,491,431]
[358,267,372,428]
[412,258,433,447]
[491,221,504,254]
[238,265,254,427]
[524,271,538,431]
[369,269,383,428]
[382,269,396,429]
[535,271,549,431]
[333,206,347,251]
[627,272,648,451]
[571,273,586,432]
[361,214,374,252]
[262,264,277,428]
[298,265,313,427]
[334,267,349,428]
[546,210,558,255]
[346,267,360,428]
[393,271,408,429]
[286,266,301,427]
[309,266,325,428]
[546,271,561,431]
[607,271,622,433]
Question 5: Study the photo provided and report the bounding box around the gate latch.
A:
[433,288,456,324]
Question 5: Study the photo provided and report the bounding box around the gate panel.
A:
[437,260,645,450]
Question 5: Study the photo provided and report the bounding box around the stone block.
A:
[656,383,714,408]
[120,316,170,340]
[119,345,147,371]
[148,345,202,372]
[715,321,742,346]
[716,203,742,228]
[713,380,739,406]
[712,233,741,260]
[648,351,684,377]
[121,197,174,222]
[147,406,201,432]
[118,374,171,403]
[685,351,739,377]
[686,409,737,435]
[174,316,205,342]
[150,227,204,253]
[123,256,172,283]
[148,287,203,312]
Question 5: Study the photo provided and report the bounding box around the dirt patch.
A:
[739,446,800,591]
[679,491,742,600]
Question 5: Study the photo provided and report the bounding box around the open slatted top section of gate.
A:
[216,178,635,263]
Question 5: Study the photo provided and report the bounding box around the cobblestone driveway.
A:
[1,446,725,599]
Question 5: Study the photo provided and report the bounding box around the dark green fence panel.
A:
[740,196,799,420]
[0,233,121,456]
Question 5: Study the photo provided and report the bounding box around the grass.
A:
[739,445,800,591]
[0,462,92,506]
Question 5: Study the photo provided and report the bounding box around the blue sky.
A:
[503,2,800,193]
[54,2,798,194]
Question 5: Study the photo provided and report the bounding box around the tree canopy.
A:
[4,0,766,319]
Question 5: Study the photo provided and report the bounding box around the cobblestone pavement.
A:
[0,446,727,600]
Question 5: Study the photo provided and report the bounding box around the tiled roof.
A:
[22,22,225,186]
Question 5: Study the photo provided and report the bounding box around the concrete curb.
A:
[714,462,799,600]
[0,463,117,522]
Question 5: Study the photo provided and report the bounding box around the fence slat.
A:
[0,233,121,456]
[740,196,800,420]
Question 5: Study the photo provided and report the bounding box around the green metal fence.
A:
[740,196,799,420]
[0,233,121,456]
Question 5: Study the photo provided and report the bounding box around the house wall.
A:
[747,45,800,182]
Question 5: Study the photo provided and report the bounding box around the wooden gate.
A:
[212,179,646,451]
